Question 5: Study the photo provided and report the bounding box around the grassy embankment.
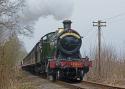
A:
[86,45,125,86]
[0,37,32,89]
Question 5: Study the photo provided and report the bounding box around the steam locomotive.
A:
[21,20,92,81]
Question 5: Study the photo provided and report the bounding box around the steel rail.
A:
[55,80,125,89]
[81,80,125,89]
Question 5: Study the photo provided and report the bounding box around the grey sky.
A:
[21,0,125,57]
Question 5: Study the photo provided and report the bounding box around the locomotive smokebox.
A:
[63,20,72,30]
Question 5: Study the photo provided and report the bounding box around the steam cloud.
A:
[20,0,74,24]
[0,0,74,45]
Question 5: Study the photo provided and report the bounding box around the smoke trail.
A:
[0,0,74,45]
[20,0,74,24]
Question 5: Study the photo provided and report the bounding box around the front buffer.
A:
[47,58,92,81]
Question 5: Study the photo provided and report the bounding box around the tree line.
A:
[0,0,31,89]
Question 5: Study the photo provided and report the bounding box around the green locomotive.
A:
[21,20,92,81]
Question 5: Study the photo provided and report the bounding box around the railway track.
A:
[55,80,125,89]
[23,71,125,89]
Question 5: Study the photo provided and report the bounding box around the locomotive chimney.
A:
[63,20,72,30]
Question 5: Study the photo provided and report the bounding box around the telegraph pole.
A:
[93,20,106,77]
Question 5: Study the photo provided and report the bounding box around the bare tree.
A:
[0,0,33,45]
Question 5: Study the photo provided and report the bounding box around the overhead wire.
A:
[83,27,96,39]
[102,11,125,44]
[81,26,98,56]
[80,11,125,56]
[103,12,125,23]
[87,11,125,46]
[108,12,125,20]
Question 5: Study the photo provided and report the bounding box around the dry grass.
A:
[86,45,125,86]
[17,71,36,89]
[0,37,26,89]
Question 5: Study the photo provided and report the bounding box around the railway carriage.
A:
[21,20,92,81]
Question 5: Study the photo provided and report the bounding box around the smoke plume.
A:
[20,0,74,24]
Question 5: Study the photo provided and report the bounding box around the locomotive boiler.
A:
[21,20,92,81]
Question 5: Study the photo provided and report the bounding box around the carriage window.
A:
[42,36,48,43]
[43,36,47,40]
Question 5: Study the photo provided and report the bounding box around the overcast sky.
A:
[21,0,125,57]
